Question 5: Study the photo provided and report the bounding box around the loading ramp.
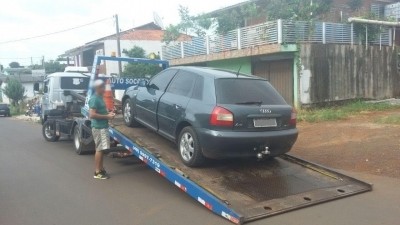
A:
[110,119,372,224]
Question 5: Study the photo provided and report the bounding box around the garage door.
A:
[253,59,293,105]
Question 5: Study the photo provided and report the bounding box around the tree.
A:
[266,0,332,21]
[348,0,363,11]
[9,62,21,68]
[122,46,162,78]
[44,60,66,74]
[3,78,25,106]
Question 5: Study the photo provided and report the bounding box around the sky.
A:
[0,0,244,67]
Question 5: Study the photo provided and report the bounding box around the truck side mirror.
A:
[44,86,48,93]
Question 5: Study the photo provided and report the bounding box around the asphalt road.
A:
[0,118,399,225]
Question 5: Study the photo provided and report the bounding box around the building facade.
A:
[162,0,400,107]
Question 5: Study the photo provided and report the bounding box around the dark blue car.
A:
[122,67,298,167]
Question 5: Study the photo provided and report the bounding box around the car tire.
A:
[178,126,206,167]
[42,120,60,142]
[123,99,140,127]
[73,126,95,155]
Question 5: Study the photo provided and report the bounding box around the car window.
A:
[192,75,204,100]
[149,69,177,91]
[215,78,287,105]
[167,71,196,97]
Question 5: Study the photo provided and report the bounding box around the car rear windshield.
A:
[215,78,287,105]
[0,104,8,109]
[60,77,89,90]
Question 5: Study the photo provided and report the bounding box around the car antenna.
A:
[236,65,242,78]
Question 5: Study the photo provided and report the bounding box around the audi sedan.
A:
[122,67,298,167]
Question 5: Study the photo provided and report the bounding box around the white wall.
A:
[103,40,162,76]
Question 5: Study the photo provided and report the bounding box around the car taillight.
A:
[289,108,297,126]
[210,106,233,127]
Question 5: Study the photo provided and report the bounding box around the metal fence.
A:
[162,19,393,60]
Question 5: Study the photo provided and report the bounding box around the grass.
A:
[10,104,26,116]
[298,100,400,123]
[375,115,400,125]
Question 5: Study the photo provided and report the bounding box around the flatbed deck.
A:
[110,119,372,223]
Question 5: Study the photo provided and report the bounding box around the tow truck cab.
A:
[37,72,90,123]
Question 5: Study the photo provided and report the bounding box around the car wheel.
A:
[123,99,140,127]
[178,127,205,167]
[42,120,60,142]
[73,126,94,155]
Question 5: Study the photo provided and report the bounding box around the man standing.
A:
[89,80,115,179]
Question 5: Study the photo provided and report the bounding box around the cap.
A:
[93,79,104,87]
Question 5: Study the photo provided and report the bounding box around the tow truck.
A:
[41,55,372,224]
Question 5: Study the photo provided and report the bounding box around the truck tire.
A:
[73,126,95,155]
[178,126,206,167]
[42,120,60,142]
[123,99,141,127]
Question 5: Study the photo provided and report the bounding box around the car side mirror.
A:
[138,80,148,87]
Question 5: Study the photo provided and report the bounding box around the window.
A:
[215,78,287,105]
[60,77,90,90]
[149,69,177,91]
[192,75,204,100]
[167,71,196,96]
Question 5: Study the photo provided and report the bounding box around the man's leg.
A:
[95,150,103,173]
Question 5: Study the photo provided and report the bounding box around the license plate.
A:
[253,118,277,128]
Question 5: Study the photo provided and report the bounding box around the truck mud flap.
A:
[110,123,372,224]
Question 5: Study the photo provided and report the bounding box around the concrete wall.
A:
[299,44,400,104]
[104,40,162,76]
[206,57,252,74]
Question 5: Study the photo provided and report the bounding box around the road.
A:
[0,118,399,225]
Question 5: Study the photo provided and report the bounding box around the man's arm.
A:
[89,109,114,120]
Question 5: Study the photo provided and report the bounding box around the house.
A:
[62,22,170,76]
[0,74,44,104]
[162,0,400,107]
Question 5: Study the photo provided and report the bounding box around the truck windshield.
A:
[0,104,8,109]
[60,77,89,90]
[215,78,287,105]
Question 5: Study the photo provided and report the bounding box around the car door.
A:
[158,70,197,140]
[135,69,178,130]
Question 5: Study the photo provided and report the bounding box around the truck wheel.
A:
[42,120,60,142]
[123,99,140,127]
[178,127,205,167]
[73,126,94,155]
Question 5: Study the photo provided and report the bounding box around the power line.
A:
[0,17,112,45]
[0,56,43,60]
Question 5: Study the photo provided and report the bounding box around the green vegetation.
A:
[10,104,25,116]
[2,78,25,106]
[122,46,162,78]
[298,101,400,123]
[375,115,400,125]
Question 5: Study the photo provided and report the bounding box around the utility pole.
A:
[115,14,122,76]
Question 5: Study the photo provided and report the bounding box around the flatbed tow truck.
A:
[43,56,372,224]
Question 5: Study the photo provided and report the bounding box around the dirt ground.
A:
[292,110,400,179]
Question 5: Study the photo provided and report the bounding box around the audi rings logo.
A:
[260,108,272,114]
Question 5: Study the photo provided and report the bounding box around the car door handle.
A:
[151,98,157,102]
[175,104,182,110]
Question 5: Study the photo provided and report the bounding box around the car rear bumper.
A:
[196,128,298,159]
